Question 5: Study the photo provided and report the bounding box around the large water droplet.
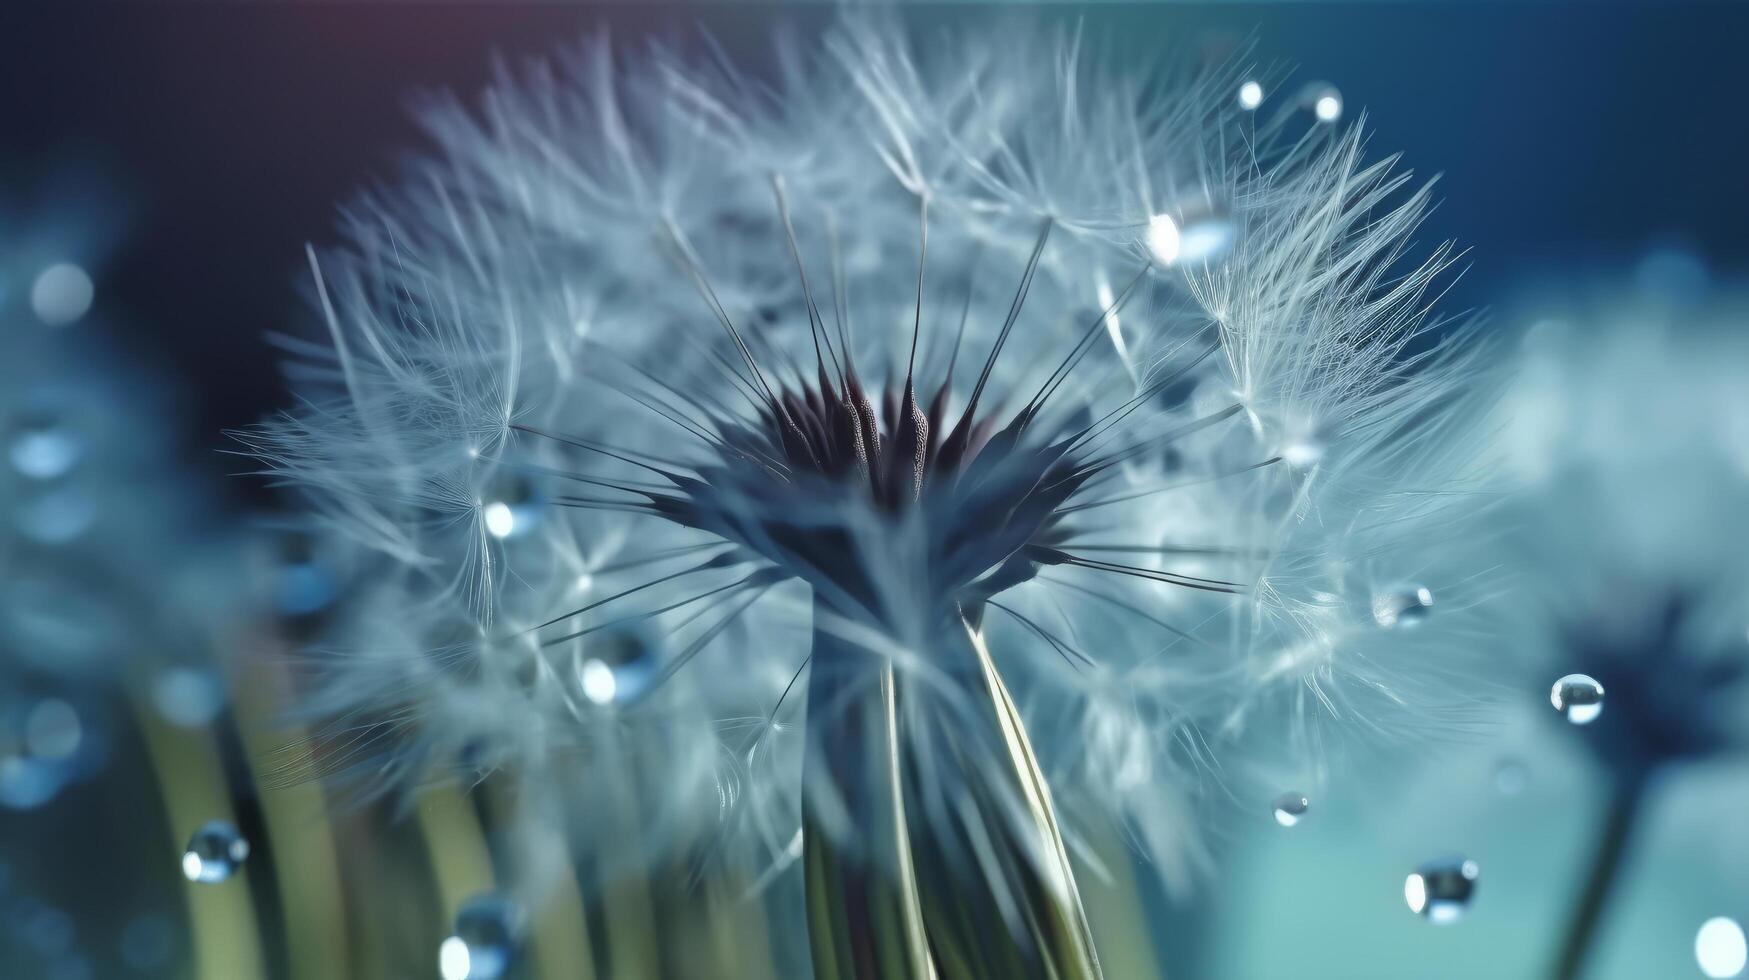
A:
[1372,586,1435,629]
[181,821,250,883]
[1237,80,1264,110]
[1550,673,1605,725]
[439,894,524,980]
[577,628,661,707]
[1404,856,1478,924]
[1271,791,1310,827]
[1697,917,1747,979]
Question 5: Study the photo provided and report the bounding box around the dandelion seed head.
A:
[249,15,1498,893]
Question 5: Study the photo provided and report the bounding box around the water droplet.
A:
[1271,791,1310,827]
[1238,80,1264,110]
[0,698,86,809]
[152,667,226,728]
[1404,856,1478,924]
[440,894,524,980]
[31,263,94,327]
[1697,917,1747,979]
[481,473,544,540]
[1550,673,1605,725]
[1146,213,1181,266]
[1299,83,1343,123]
[0,756,64,810]
[577,628,660,707]
[8,419,82,480]
[1372,586,1435,629]
[181,821,249,883]
[1281,434,1327,468]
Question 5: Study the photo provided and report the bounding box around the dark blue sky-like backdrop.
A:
[4,2,1746,503]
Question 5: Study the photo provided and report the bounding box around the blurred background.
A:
[2,2,1747,978]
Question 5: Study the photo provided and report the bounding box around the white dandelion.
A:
[242,16,1498,976]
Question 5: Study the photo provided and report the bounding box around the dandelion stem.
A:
[802,601,1102,980]
[1550,774,1647,980]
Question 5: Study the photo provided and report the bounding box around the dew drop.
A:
[152,667,226,728]
[481,473,545,540]
[1697,917,1747,979]
[1238,80,1264,110]
[31,263,94,327]
[1300,83,1343,123]
[1404,856,1478,924]
[1281,435,1326,468]
[440,894,524,980]
[1372,586,1435,629]
[1145,213,1181,266]
[1550,673,1605,725]
[181,821,249,883]
[0,756,63,810]
[1271,791,1310,827]
[8,418,83,481]
[577,628,660,707]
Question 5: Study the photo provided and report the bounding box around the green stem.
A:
[801,600,1102,980]
[802,605,932,980]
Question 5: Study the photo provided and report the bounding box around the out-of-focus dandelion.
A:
[1488,282,1749,979]
[1,179,234,805]
[2,171,272,979]
[243,16,1496,976]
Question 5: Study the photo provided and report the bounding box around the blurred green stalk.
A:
[803,603,1103,980]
